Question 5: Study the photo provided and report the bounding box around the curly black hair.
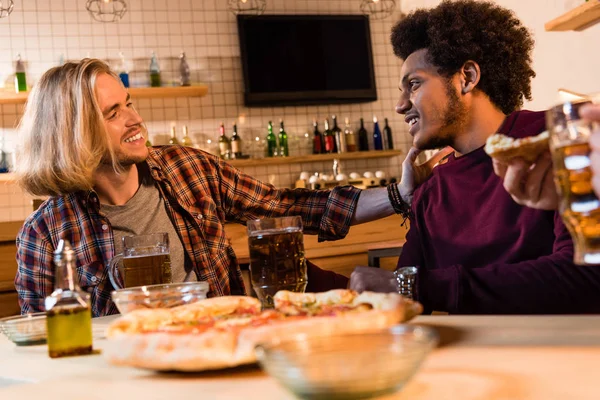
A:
[391,0,535,114]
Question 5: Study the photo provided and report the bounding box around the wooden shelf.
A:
[0,84,209,105]
[227,150,404,168]
[545,1,600,31]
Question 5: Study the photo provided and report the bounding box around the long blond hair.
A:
[14,59,123,197]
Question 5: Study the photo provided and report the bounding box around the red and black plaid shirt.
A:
[15,146,361,316]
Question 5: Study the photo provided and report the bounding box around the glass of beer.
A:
[108,233,172,288]
[247,216,307,308]
[548,99,600,265]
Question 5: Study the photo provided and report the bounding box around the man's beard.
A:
[419,80,467,150]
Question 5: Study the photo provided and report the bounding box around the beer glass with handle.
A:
[548,97,600,265]
[108,232,172,288]
[247,216,307,308]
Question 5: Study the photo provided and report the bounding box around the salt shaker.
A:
[393,266,418,300]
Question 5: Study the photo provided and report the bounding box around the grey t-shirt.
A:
[101,167,194,283]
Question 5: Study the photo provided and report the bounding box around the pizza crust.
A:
[484,130,549,163]
[104,290,423,372]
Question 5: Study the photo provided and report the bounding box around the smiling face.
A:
[95,73,148,167]
[395,49,468,150]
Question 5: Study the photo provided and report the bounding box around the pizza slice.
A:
[104,290,422,372]
[484,130,549,163]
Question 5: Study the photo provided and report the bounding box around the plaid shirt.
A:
[15,146,361,317]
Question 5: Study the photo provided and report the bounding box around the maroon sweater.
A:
[399,110,600,314]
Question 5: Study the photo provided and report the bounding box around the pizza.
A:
[104,289,422,372]
[484,130,549,163]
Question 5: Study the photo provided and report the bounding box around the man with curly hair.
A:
[350,0,600,314]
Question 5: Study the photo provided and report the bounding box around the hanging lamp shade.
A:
[228,0,266,16]
[360,0,396,20]
[0,0,14,18]
[86,0,128,23]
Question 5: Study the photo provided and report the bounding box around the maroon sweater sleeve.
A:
[424,213,600,314]
[305,260,349,292]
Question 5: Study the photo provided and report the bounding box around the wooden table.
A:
[1,315,600,399]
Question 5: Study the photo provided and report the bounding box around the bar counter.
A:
[1,315,599,399]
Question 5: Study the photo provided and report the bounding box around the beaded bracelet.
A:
[387,183,412,226]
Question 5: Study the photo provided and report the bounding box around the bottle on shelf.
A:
[0,134,9,173]
[344,117,357,152]
[278,120,289,157]
[331,115,345,153]
[230,123,242,159]
[15,54,27,93]
[118,52,130,88]
[45,240,93,359]
[179,51,191,87]
[373,116,384,150]
[266,121,278,157]
[218,122,231,159]
[149,51,161,88]
[181,125,193,147]
[169,123,180,145]
[383,118,393,150]
[323,119,336,154]
[358,117,369,151]
[312,120,323,154]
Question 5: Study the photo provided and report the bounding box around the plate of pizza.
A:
[104,289,422,372]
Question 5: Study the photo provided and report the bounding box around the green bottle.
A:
[266,121,278,157]
[15,54,27,93]
[149,51,161,87]
[278,120,289,157]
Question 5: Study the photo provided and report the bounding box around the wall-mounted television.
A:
[237,15,378,107]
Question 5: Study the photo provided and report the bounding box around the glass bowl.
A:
[255,324,438,400]
[111,281,209,314]
[0,313,47,346]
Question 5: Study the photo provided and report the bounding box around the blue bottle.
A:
[118,52,130,88]
[373,116,384,150]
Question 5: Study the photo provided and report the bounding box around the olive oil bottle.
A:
[45,240,93,358]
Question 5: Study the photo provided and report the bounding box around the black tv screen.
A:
[237,15,377,107]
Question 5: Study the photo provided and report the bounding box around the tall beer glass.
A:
[247,216,307,308]
[548,99,600,265]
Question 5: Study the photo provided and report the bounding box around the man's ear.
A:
[460,60,480,94]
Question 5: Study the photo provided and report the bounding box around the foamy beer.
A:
[548,99,600,265]
[247,216,307,308]
[108,232,172,288]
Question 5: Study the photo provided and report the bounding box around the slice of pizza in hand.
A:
[484,130,549,163]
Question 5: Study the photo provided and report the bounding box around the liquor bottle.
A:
[149,51,161,87]
[181,125,193,147]
[278,120,289,157]
[331,115,345,153]
[118,52,130,88]
[45,240,93,358]
[179,51,191,86]
[383,118,393,150]
[15,54,27,93]
[358,118,369,151]
[323,119,335,154]
[230,123,243,159]
[218,122,231,159]
[344,117,357,152]
[266,121,278,157]
[373,116,384,150]
[168,124,180,145]
[312,120,323,154]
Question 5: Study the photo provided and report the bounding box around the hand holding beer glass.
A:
[247,216,308,308]
[548,98,600,265]
[108,232,172,289]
